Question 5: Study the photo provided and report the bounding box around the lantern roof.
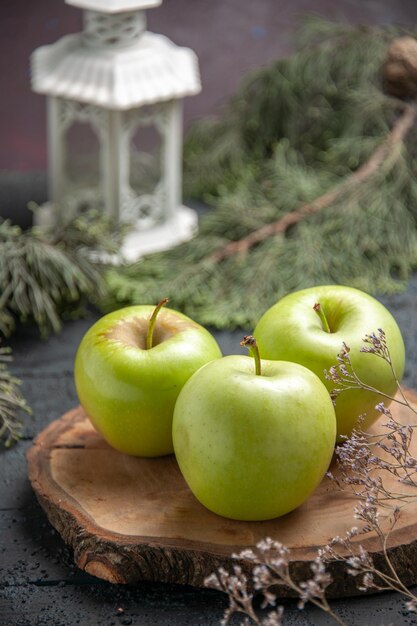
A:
[66,0,161,12]
[31,2,201,110]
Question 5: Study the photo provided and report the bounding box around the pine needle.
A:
[0,343,31,448]
[0,208,123,338]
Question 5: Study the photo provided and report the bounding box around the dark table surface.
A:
[2,282,417,626]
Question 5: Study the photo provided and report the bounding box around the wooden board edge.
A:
[26,397,417,595]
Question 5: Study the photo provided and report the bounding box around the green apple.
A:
[74,300,222,457]
[253,285,405,438]
[173,337,336,521]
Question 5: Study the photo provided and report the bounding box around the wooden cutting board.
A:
[26,390,417,597]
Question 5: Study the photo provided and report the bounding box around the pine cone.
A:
[383,36,417,98]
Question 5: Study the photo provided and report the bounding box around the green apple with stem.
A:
[74,299,222,457]
[173,336,336,521]
[253,285,405,438]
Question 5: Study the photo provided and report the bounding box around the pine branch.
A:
[106,20,417,329]
[0,343,31,448]
[210,103,417,263]
[0,209,123,338]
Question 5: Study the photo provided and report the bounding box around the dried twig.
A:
[210,104,417,264]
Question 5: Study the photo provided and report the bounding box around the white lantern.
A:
[31,0,201,261]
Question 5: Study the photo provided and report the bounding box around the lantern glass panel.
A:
[65,121,100,191]
[130,124,161,197]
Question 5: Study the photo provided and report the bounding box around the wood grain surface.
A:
[26,390,417,596]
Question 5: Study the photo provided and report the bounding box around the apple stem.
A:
[240,335,262,376]
[313,302,331,333]
[146,298,169,349]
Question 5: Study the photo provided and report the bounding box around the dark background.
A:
[2,0,417,207]
[1,0,416,173]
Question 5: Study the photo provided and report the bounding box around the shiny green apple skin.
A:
[74,306,222,457]
[173,356,336,521]
[254,285,405,439]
